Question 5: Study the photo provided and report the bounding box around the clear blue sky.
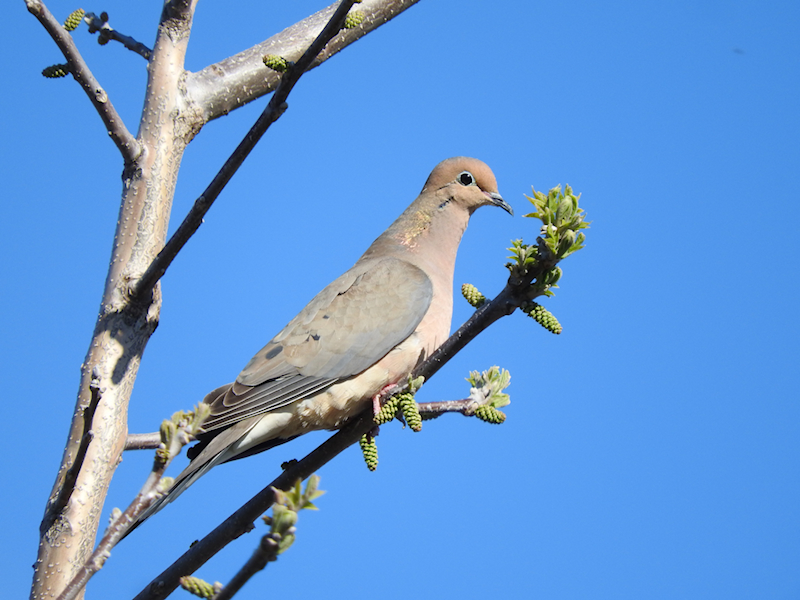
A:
[3,1,799,598]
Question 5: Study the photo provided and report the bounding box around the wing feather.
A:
[200,257,432,433]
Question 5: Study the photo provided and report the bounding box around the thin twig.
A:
[133,0,359,301]
[25,0,140,163]
[126,432,162,450]
[211,536,276,600]
[416,398,479,416]
[85,12,152,59]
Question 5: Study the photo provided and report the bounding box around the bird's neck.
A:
[363,197,471,278]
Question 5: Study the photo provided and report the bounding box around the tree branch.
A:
[126,432,162,450]
[210,538,273,600]
[416,398,479,416]
[133,0,360,301]
[84,11,152,59]
[25,0,140,163]
[30,2,199,598]
[187,0,422,123]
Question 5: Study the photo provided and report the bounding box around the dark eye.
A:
[457,171,476,186]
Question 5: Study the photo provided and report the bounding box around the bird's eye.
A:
[457,171,476,186]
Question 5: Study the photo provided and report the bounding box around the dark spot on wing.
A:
[265,346,283,359]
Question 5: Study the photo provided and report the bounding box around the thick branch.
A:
[186,0,421,123]
[25,0,140,163]
[30,2,199,599]
[133,0,359,300]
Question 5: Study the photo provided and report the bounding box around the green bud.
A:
[63,9,85,31]
[344,10,365,29]
[399,393,422,432]
[555,197,573,224]
[359,434,378,471]
[159,419,177,444]
[42,64,69,78]
[374,396,399,425]
[544,266,562,286]
[474,405,506,424]
[558,229,576,257]
[154,444,170,464]
[524,302,562,334]
[262,54,289,72]
[277,532,296,554]
[271,504,298,532]
[179,576,217,599]
[461,283,486,308]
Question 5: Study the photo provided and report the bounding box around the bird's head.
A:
[421,157,513,216]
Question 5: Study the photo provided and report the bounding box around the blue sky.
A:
[3,1,799,598]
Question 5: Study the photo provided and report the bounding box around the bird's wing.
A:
[200,256,433,432]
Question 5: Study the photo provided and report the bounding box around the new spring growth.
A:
[263,54,289,72]
[523,301,562,334]
[156,404,211,464]
[179,576,222,599]
[461,283,487,308]
[398,393,422,432]
[525,184,589,261]
[467,367,511,424]
[374,396,400,425]
[505,184,587,304]
[344,10,365,29]
[42,64,70,78]
[359,433,378,471]
[374,375,424,426]
[261,476,325,557]
[63,9,85,32]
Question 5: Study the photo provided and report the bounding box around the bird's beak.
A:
[487,191,514,216]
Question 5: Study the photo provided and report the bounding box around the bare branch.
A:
[84,11,152,59]
[187,0,422,122]
[25,0,140,163]
[211,538,274,600]
[126,432,162,450]
[416,398,479,416]
[133,0,360,301]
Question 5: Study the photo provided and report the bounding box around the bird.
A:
[134,157,512,528]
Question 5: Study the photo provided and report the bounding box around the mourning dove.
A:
[135,157,512,527]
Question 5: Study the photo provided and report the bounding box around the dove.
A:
[134,157,512,528]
